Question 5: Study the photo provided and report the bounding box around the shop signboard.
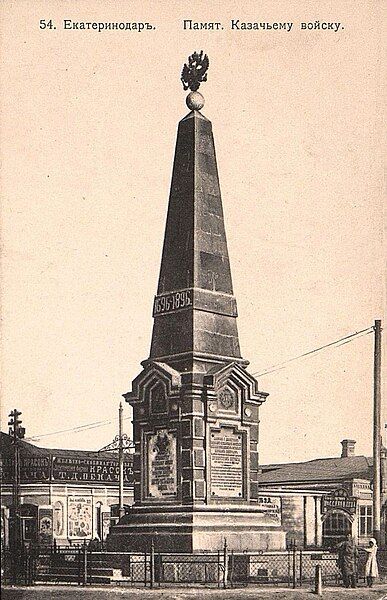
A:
[1,439,133,486]
[257,496,282,526]
[322,488,357,515]
[1,456,50,483]
[52,455,133,484]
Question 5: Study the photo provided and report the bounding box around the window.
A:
[359,505,373,536]
[322,511,351,547]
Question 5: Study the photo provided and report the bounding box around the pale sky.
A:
[1,0,385,464]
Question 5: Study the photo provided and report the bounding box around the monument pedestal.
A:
[109,505,285,552]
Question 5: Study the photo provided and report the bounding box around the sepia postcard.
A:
[0,0,385,596]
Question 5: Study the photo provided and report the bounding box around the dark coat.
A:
[337,539,359,575]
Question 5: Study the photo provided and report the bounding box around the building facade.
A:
[258,439,385,548]
[0,432,134,548]
[3,432,384,552]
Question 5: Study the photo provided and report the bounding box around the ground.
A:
[2,585,387,600]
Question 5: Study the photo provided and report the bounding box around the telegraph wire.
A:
[252,327,373,378]
[24,326,374,441]
[25,415,131,442]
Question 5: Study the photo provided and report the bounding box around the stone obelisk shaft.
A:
[149,110,243,372]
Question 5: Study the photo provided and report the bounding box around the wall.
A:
[1,482,134,547]
[281,495,304,547]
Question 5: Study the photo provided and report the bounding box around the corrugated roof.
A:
[258,455,372,484]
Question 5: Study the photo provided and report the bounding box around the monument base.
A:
[107,505,286,552]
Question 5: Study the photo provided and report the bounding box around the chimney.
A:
[341,439,356,458]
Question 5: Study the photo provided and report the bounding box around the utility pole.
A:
[373,320,382,545]
[118,402,125,519]
[99,403,134,522]
[8,409,25,575]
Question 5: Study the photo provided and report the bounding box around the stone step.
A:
[38,573,112,584]
[38,573,79,582]
[86,559,121,568]
[48,566,79,574]
[46,565,114,576]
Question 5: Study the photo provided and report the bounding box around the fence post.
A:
[77,547,81,585]
[217,550,220,588]
[29,550,35,586]
[26,549,31,586]
[82,542,88,585]
[23,547,28,585]
[33,547,38,586]
[144,551,147,587]
[31,550,36,586]
[22,548,27,585]
[10,552,15,585]
[223,538,228,589]
[292,543,297,589]
[26,550,31,586]
[150,538,155,589]
[299,548,303,587]
[314,564,322,596]
[229,550,234,588]
[157,553,161,587]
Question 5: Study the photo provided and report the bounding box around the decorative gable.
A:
[124,361,182,407]
[204,362,268,406]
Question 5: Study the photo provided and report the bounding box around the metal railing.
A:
[2,543,385,588]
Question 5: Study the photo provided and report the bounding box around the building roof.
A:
[0,431,131,462]
[258,455,373,485]
[0,431,134,486]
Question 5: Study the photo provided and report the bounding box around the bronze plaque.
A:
[147,430,177,498]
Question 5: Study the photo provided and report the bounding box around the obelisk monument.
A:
[108,53,285,552]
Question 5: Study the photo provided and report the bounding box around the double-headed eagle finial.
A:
[181,51,209,92]
[181,51,209,112]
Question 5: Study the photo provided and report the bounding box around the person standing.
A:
[364,538,379,587]
[337,533,359,588]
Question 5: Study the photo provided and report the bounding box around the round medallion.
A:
[208,402,217,413]
[244,407,252,417]
[219,389,234,409]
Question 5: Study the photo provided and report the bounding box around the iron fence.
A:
[154,553,221,586]
[2,544,385,588]
[2,548,38,585]
[233,551,293,586]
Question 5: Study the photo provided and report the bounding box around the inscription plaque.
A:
[210,428,243,497]
[153,289,193,317]
[147,430,177,498]
[257,496,282,526]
